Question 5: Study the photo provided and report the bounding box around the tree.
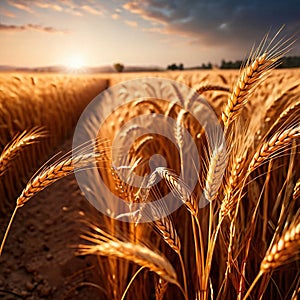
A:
[167,63,184,70]
[113,63,124,73]
[167,63,177,70]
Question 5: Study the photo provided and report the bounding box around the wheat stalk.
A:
[291,287,300,300]
[156,278,168,300]
[204,143,227,202]
[16,152,99,207]
[153,215,181,254]
[264,84,300,128]
[16,138,109,207]
[248,126,300,173]
[0,140,107,255]
[110,166,129,199]
[270,100,300,130]
[155,167,198,217]
[243,218,300,300]
[152,167,207,294]
[0,151,101,255]
[293,179,300,201]
[78,222,188,297]
[222,29,292,129]
[196,84,230,95]
[143,186,181,253]
[142,176,188,295]
[0,127,46,175]
[152,213,188,295]
[175,109,186,150]
[221,153,247,217]
[261,220,300,271]
[222,53,269,128]
[265,98,300,140]
[1,154,91,255]
[78,239,178,286]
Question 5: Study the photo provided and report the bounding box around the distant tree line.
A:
[191,62,213,70]
[166,56,300,70]
[220,56,300,69]
[220,60,243,69]
[110,56,300,73]
[276,56,300,68]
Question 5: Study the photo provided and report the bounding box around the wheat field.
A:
[0,38,300,299]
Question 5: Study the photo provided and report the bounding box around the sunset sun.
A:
[67,55,85,70]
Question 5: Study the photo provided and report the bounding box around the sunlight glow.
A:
[67,55,85,70]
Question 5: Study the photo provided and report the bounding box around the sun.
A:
[67,55,85,70]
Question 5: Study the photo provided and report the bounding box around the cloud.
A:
[33,1,63,12]
[111,13,120,20]
[7,0,106,16]
[124,20,138,27]
[65,8,83,17]
[123,1,168,24]
[7,0,34,13]
[81,5,103,16]
[0,22,68,34]
[0,8,16,18]
[123,0,300,52]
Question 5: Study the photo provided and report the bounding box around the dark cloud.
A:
[123,0,300,53]
[0,22,68,34]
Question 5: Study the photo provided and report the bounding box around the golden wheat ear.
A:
[155,278,168,300]
[248,126,300,173]
[196,84,230,95]
[203,130,228,203]
[0,139,108,256]
[0,127,47,175]
[243,215,300,300]
[16,138,109,207]
[143,185,188,295]
[260,219,300,271]
[293,179,300,201]
[77,227,188,298]
[0,127,47,255]
[222,27,295,130]
[155,167,199,216]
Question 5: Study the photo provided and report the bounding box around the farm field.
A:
[0,65,299,300]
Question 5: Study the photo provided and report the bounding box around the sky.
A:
[0,0,300,68]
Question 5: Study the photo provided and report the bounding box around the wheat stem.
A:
[242,271,264,300]
[0,206,18,256]
[121,266,145,300]
[178,252,187,297]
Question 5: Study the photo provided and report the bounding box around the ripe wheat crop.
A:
[1,31,299,299]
